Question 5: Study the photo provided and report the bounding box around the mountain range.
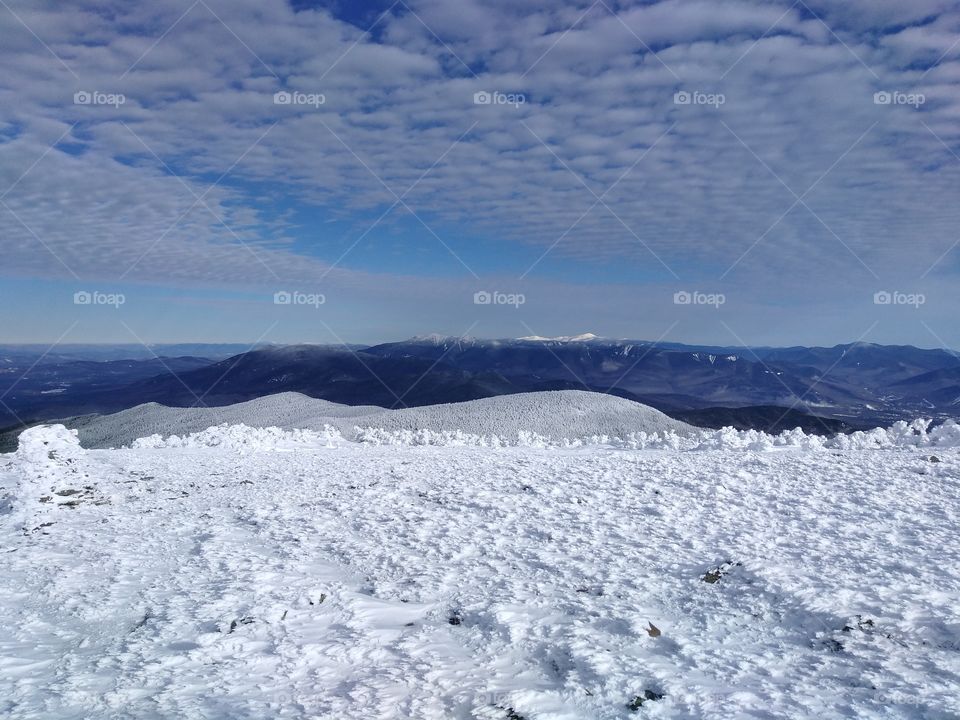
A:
[2,335,959,437]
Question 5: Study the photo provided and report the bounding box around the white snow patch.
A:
[517,333,601,342]
[130,417,960,453]
[4,425,93,521]
[15,424,83,465]
[0,435,958,718]
[59,391,696,450]
[132,423,344,452]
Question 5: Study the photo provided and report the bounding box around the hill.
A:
[58,390,694,449]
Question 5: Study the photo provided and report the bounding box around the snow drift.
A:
[127,416,960,452]
[58,390,696,449]
[1,419,958,719]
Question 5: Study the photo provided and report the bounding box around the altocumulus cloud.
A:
[0,0,959,344]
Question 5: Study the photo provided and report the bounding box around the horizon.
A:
[1,0,959,348]
[3,333,957,354]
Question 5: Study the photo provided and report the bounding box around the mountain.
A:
[0,343,264,363]
[0,344,271,426]
[888,366,960,407]
[2,336,959,437]
[363,336,960,423]
[672,406,870,434]
[44,390,694,450]
[0,356,216,427]
[97,344,519,409]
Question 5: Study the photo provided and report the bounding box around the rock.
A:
[16,425,84,465]
[822,638,844,652]
[499,707,527,720]
[842,615,875,633]
[628,690,665,710]
[228,616,254,633]
[702,560,743,584]
[702,569,723,584]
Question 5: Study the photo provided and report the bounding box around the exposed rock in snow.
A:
[15,424,84,465]
[7,424,96,520]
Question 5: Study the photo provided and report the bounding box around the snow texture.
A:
[63,390,697,449]
[1,413,959,719]
[128,416,960,454]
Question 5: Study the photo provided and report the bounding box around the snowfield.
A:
[2,418,960,719]
[56,391,695,449]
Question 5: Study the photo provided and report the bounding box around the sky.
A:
[0,0,959,349]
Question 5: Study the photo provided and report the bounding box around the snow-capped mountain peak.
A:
[517,332,602,342]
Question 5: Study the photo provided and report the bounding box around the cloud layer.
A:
[1,0,959,345]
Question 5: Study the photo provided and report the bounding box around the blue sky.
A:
[0,0,959,348]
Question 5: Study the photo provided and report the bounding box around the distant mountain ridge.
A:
[361,336,960,424]
[1,335,959,435]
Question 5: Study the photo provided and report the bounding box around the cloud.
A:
[0,0,959,345]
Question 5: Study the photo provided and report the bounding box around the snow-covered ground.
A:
[2,421,959,719]
[57,390,695,449]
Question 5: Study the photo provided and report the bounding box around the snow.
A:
[131,416,960,453]
[132,423,346,452]
[63,391,696,450]
[3,425,91,524]
[2,413,959,719]
[14,424,84,466]
[517,333,601,342]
